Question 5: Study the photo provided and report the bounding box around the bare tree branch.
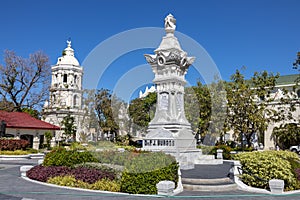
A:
[0,50,51,111]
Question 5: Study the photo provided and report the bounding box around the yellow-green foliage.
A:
[0,150,30,155]
[89,179,120,191]
[47,175,120,192]
[234,150,300,191]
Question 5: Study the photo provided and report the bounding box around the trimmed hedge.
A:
[234,150,300,191]
[75,162,124,180]
[120,152,178,194]
[43,147,97,167]
[0,139,29,151]
[91,150,138,166]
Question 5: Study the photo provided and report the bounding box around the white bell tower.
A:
[43,40,86,142]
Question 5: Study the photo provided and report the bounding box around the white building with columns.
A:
[43,40,89,143]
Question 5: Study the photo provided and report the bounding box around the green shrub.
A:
[86,141,116,151]
[70,142,87,151]
[47,175,82,187]
[47,175,120,192]
[26,148,39,154]
[44,131,53,150]
[234,150,300,191]
[90,179,120,192]
[43,148,97,167]
[197,145,214,154]
[91,150,138,166]
[120,152,178,194]
[210,145,233,160]
[75,162,124,180]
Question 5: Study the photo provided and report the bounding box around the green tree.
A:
[207,79,227,144]
[61,114,77,142]
[95,89,119,141]
[185,82,211,142]
[128,92,156,135]
[79,89,101,141]
[44,131,53,150]
[272,123,300,149]
[185,79,227,145]
[225,70,282,147]
[293,51,300,84]
[22,107,40,119]
[292,52,300,125]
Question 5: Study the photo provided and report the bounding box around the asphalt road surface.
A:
[1,159,300,200]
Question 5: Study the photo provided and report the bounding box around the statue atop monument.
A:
[164,14,176,34]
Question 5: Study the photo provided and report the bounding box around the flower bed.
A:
[0,139,29,151]
[26,147,179,194]
[27,165,115,183]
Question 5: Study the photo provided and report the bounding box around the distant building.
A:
[0,111,60,149]
[42,40,89,143]
[263,74,299,149]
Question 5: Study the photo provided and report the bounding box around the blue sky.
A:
[0,0,299,100]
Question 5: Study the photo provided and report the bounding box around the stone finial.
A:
[67,39,71,48]
[64,39,75,57]
[164,14,176,34]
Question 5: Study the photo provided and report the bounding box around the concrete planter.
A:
[38,159,44,165]
[269,179,284,194]
[156,180,175,196]
[29,153,45,159]
[0,155,30,160]
[216,149,223,159]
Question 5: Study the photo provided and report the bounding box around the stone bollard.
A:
[217,149,223,159]
[50,137,56,148]
[269,179,284,194]
[38,159,44,165]
[156,180,175,196]
[20,165,34,177]
[230,160,242,182]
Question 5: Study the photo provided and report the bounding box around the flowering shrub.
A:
[26,165,115,184]
[234,150,300,191]
[0,139,29,151]
[43,147,97,167]
[47,176,120,192]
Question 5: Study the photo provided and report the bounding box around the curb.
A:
[20,165,182,198]
[21,176,169,198]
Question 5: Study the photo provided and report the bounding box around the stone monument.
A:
[142,14,201,168]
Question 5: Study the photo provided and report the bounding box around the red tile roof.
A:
[0,111,60,130]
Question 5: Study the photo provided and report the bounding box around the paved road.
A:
[1,159,300,200]
[181,161,232,179]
